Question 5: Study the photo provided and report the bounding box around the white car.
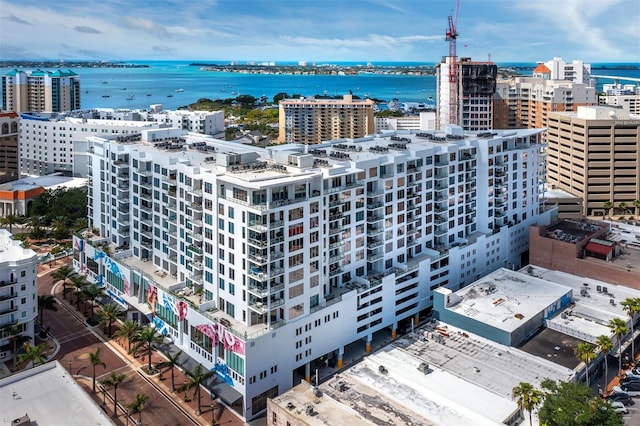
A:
[610,401,629,414]
[614,385,640,397]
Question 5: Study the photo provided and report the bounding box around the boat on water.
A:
[146,93,152,96]
[167,94,174,98]
[126,94,135,100]
[175,88,184,92]
[102,94,110,98]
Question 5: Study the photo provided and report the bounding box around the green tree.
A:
[7,323,30,371]
[603,201,613,221]
[131,326,164,371]
[156,349,182,392]
[52,265,76,300]
[633,199,640,218]
[113,319,142,353]
[618,201,628,216]
[0,214,20,233]
[37,294,58,329]
[574,342,596,387]
[81,284,105,320]
[538,379,623,426]
[273,92,289,103]
[89,347,106,393]
[17,342,47,369]
[126,393,149,424]
[73,217,88,232]
[512,382,543,426]
[620,298,640,361]
[66,275,88,310]
[177,364,215,415]
[97,302,125,338]
[608,317,629,375]
[101,371,126,417]
[596,335,614,391]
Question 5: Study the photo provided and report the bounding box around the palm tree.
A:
[618,201,628,216]
[0,214,20,233]
[97,302,125,337]
[620,298,640,361]
[17,343,47,369]
[126,393,149,424]
[131,326,164,371]
[81,284,105,320]
[596,335,614,391]
[73,217,88,232]
[156,349,183,392]
[608,317,629,375]
[37,294,58,329]
[101,371,127,417]
[89,347,106,393]
[177,364,215,415]
[512,382,543,426]
[52,265,75,300]
[633,199,640,219]
[603,200,614,221]
[66,275,88,309]
[7,323,30,371]
[574,342,596,386]
[113,319,142,353]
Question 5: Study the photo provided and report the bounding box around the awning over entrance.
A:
[208,380,243,405]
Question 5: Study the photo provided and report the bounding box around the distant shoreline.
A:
[0,60,149,69]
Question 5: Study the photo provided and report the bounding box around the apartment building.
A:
[494,76,596,130]
[72,126,553,420]
[0,229,38,363]
[546,106,640,216]
[0,112,20,183]
[543,57,592,85]
[278,95,375,144]
[436,57,497,131]
[18,108,226,178]
[19,111,161,177]
[2,69,81,113]
[374,111,436,133]
[599,93,640,115]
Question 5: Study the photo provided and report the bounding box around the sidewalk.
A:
[40,266,245,426]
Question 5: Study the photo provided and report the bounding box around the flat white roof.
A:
[393,322,574,396]
[529,265,637,342]
[444,268,571,332]
[0,229,36,262]
[0,361,113,425]
[0,174,87,192]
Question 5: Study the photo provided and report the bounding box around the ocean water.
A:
[1,60,639,111]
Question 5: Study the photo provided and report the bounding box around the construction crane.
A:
[445,0,461,125]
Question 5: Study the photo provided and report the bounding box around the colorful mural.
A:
[194,322,245,356]
[214,360,234,385]
[152,315,169,335]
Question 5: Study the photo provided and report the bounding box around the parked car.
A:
[610,401,629,414]
[614,385,640,397]
[624,370,640,377]
[605,392,635,406]
[620,376,640,386]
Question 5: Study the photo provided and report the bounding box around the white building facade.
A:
[72,127,554,420]
[543,57,592,85]
[0,229,38,363]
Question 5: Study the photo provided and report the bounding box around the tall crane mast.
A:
[445,0,461,125]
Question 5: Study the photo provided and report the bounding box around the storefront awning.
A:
[584,241,613,256]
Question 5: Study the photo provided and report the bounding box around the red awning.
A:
[584,242,613,256]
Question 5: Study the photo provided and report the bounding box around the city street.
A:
[38,264,244,426]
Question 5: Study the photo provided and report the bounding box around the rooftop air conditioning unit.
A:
[305,405,314,416]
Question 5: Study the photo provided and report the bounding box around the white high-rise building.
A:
[0,229,38,363]
[543,57,592,85]
[72,126,554,420]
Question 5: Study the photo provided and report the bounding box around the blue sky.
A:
[1,0,638,63]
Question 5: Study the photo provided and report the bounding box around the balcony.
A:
[329,266,344,277]
[248,221,268,233]
[367,202,384,210]
[247,237,268,248]
[367,225,383,235]
[367,237,383,249]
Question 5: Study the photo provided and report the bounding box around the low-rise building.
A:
[530,218,640,289]
[0,112,20,184]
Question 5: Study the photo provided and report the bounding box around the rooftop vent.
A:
[378,365,388,375]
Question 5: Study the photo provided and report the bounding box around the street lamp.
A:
[68,360,72,376]
[211,403,215,426]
